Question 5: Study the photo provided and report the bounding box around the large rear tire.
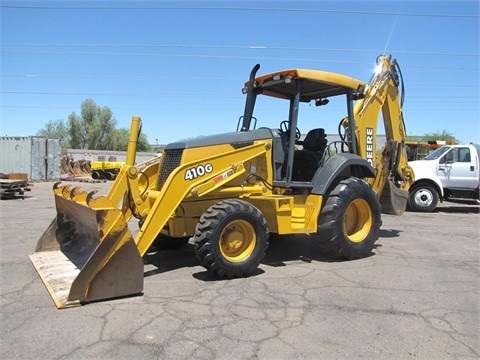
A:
[193,199,269,278]
[316,177,381,260]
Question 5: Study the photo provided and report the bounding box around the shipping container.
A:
[0,137,61,181]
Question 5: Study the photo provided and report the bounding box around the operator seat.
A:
[292,128,327,181]
[301,128,328,153]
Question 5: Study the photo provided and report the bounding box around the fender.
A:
[408,160,444,197]
[311,153,375,195]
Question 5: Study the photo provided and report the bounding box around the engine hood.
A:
[165,128,278,150]
[408,159,443,187]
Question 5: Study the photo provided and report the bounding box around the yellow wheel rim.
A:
[343,198,373,243]
[219,220,256,262]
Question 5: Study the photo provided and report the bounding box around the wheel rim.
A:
[219,220,256,262]
[413,189,433,208]
[343,198,373,243]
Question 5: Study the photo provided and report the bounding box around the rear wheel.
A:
[91,170,102,180]
[193,199,269,278]
[316,177,381,260]
[105,171,117,181]
[408,183,439,212]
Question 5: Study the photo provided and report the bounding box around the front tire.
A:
[193,199,269,278]
[408,183,439,212]
[316,177,381,260]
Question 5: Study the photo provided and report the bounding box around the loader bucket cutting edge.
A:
[29,185,144,309]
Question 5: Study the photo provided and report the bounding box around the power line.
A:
[0,74,235,79]
[2,43,477,58]
[2,75,478,92]
[0,90,240,97]
[0,74,242,81]
[1,5,477,18]
[1,90,478,102]
[2,105,478,113]
[2,50,478,71]
[2,74,478,88]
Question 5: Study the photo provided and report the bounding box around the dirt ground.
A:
[1,180,478,359]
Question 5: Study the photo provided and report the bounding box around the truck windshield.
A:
[424,146,450,160]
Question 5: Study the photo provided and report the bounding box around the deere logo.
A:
[366,127,374,166]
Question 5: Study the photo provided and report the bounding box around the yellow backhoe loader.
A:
[30,55,414,309]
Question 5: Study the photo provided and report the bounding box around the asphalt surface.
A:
[0,181,479,359]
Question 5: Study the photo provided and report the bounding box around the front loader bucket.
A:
[29,183,144,309]
[379,179,409,215]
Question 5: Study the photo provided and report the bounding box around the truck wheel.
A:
[193,199,269,278]
[408,184,439,212]
[317,178,381,260]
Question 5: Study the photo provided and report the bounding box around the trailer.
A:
[0,173,32,199]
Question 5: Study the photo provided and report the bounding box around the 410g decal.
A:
[185,163,213,180]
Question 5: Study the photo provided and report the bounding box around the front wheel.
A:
[408,183,439,212]
[193,199,269,278]
[316,177,381,260]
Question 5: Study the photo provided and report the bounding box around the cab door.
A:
[437,147,478,189]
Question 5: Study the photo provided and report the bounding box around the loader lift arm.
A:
[30,116,271,308]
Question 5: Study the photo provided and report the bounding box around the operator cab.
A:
[240,64,366,187]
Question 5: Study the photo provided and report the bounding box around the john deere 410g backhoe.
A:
[30,55,414,308]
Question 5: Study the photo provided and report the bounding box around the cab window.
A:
[425,146,450,160]
[457,148,471,162]
[440,149,454,164]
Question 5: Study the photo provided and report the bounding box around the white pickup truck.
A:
[408,143,480,211]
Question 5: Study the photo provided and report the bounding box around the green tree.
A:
[137,133,153,152]
[37,99,154,151]
[423,129,458,143]
[68,99,117,150]
[35,119,70,146]
[112,128,152,152]
[68,112,87,149]
[111,128,129,151]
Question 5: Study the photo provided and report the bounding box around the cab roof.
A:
[248,68,366,101]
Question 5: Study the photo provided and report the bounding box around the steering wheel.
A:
[279,120,301,140]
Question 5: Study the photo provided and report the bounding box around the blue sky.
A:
[1,0,479,145]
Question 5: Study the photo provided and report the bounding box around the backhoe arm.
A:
[349,55,414,212]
